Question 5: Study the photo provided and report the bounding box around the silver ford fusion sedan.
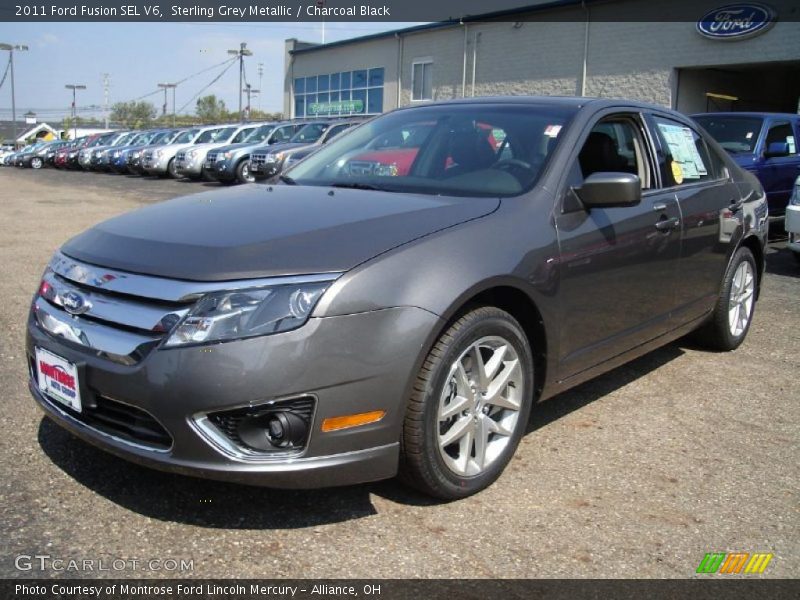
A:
[27,97,767,499]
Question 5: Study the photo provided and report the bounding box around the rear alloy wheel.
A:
[236,159,255,184]
[400,306,533,499]
[31,157,43,169]
[694,246,757,351]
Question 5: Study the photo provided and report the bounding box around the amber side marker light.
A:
[321,410,386,432]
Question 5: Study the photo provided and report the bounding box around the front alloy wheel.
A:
[31,157,43,169]
[437,336,523,476]
[237,159,255,184]
[401,306,533,499]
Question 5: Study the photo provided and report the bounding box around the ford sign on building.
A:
[696,3,776,40]
[284,0,799,116]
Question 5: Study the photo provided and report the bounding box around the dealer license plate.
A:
[35,347,82,412]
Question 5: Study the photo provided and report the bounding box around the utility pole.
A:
[227,42,252,122]
[158,83,177,126]
[0,43,28,148]
[102,73,110,128]
[257,63,264,112]
[65,84,86,140]
[243,84,259,121]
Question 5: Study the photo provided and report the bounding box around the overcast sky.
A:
[0,21,422,122]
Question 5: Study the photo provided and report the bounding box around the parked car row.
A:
[2,117,369,186]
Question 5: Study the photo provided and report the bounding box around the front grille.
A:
[143,150,153,161]
[250,153,267,166]
[176,151,186,161]
[206,151,218,164]
[87,395,172,449]
[31,360,172,450]
[34,256,194,364]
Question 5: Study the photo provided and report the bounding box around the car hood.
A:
[186,141,232,153]
[61,184,500,281]
[213,141,262,154]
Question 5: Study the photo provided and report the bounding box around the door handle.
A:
[655,217,680,231]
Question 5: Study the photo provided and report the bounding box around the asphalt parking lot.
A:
[0,167,797,579]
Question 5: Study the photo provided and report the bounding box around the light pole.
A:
[227,42,252,122]
[243,84,260,121]
[257,63,264,112]
[64,84,86,140]
[158,83,177,126]
[0,43,29,148]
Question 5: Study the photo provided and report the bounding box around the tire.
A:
[399,306,534,500]
[167,158,178,178]
[694,246,757,351]
[236,159,255,184]
[793,251,800,265]
[31,157,43,169]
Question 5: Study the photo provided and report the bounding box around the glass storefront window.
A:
[295,67,384,118]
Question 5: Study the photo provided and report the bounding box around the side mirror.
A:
[764,142,790,158]
[573,172,642,209]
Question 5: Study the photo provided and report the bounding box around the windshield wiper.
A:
[330,182,392,192]
[278,174,296,185]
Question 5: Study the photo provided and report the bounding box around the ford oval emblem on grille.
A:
[61,291,91,315]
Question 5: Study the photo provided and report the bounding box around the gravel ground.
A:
[0,167,797,579]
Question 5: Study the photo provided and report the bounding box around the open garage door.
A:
[675,61,800,114]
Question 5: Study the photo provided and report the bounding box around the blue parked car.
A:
[692,112,800,217]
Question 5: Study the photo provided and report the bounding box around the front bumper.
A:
[27,306,439,488]
[206,158,235,180]
[142,155,169,174]
[175,157,203,178]
[786,204,800,253]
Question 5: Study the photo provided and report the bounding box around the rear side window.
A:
[652,117,714,187]
[765,121,797,155]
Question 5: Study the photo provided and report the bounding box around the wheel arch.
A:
[407,280,552,407]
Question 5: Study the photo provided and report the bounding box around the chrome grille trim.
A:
[37,253,342,362]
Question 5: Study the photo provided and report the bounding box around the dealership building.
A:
[283,0,800,119]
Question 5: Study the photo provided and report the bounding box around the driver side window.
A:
[578,115,652,189]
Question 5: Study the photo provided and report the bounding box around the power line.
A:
[0,54,10,91]
[176,58,238,114]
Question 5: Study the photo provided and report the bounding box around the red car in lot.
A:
[343,122,501,177]
[54,134,103,169]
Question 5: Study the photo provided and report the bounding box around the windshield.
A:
[290,123,329,144]
[244,125,275,143]
[693,115,764,154]
[150,131,173,144]
[286,104,575,197]
[161,130,182,144]
[196,127,236,143]
[174,129,198,144]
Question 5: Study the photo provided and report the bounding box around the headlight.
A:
[221,151,232,160]
[164,279,334,347]
[188,149,198,159]
[791,179,800,206]
[155,149,164,158]
[113,150,121,157]
[269,152,285,163]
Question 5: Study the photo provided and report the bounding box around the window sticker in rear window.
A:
[657,122,708,180]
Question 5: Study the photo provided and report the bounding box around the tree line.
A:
[102,95,282,129]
